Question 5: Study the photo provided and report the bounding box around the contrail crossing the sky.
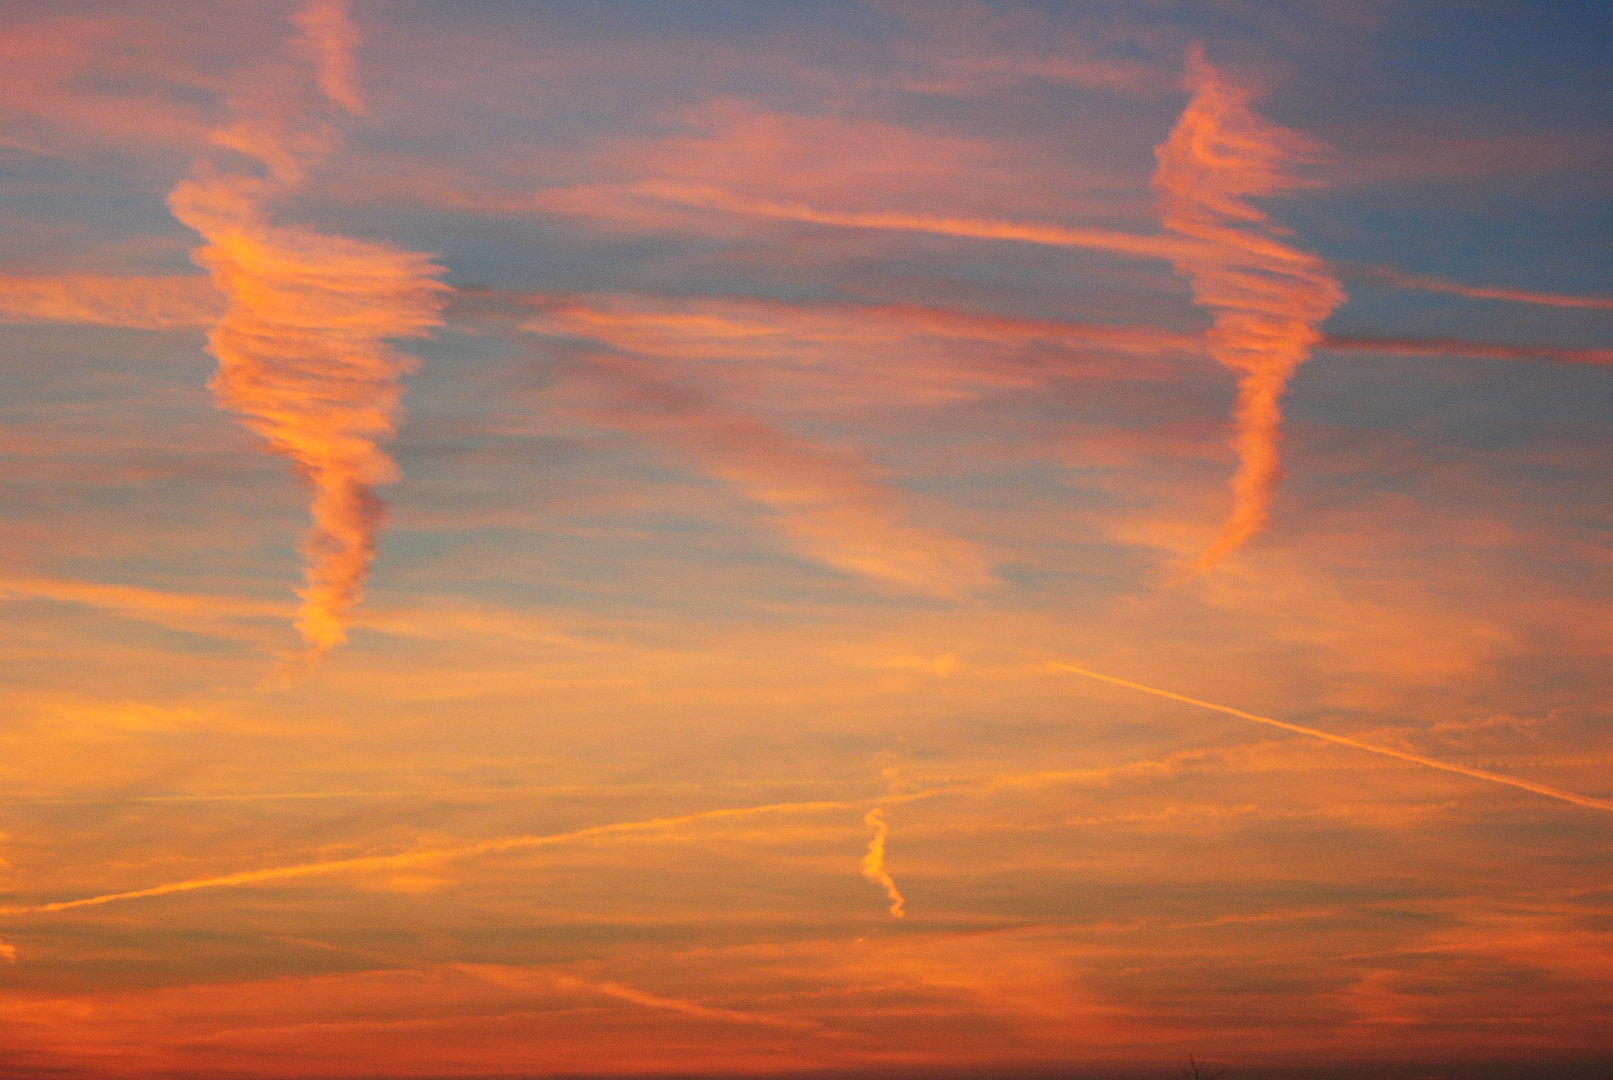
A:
[1051,663,1613,813]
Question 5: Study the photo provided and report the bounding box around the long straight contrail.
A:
[0,800,849,916]
[1051,663,1613,813]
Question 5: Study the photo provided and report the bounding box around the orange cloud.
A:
[0,9,222,154]
[292,0,364,117]
[1322,334,1613,366]
[1150,45,1345,571]
[520,292,1199,409]
[593,359,992,594]
[860,807,906,918]
[1351,266,1613,311]
[0,575,288,640]
[167,0,448,666]
[626,179,1189,261]
[511,290,1214,593]
[0,274,220,328]
[0,574,585,652]
[536,970,818,1029]
[525,301,996,594]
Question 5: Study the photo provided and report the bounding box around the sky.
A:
[1,2,1611,1077]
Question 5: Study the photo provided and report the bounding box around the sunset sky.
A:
[2,2,1611,1077]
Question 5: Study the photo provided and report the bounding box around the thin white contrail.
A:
[1052,664,1613,813]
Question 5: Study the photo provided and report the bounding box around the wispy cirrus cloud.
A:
[542,341,994,596]
[0,274,218,328]
[517,291,1200,407]
[1321,334,1613,366]
[5,4,1612,1072]
[1345,265,1613,311]
[167,0,448,667]
[619,179,1189,262]
[1151,45,1344,572]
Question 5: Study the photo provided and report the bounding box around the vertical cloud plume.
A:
[861,808,906,919]
[293,0,366,117]
[167,0,448,666]
[1151,46,1344,571]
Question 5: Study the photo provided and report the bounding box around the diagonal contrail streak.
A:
[1051,663,1613,813]
[0,800,848,916]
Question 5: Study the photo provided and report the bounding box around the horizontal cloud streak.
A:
[519,292,1200,407]
[0,574,580,649]
[1359,267,1613,311]
[1322,334,1613,366]
[623,180,1190,260]
[0,575,290,640]
[0,275,220,328]
[541,971,818,1029]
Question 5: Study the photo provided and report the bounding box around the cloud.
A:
[0,575,289,640]
[1346,266,1613,311]
[0,573,586,652]
[1150,44,1345,571]
[860,807,906,918]
[1051,663,1613,814]
[320,97,1168,251]
[0,8,227,154]
[518,291,1200,410]
[291,0,364,117]
[623,179,1188,261]
[166,0,448,666]
[0,274,220,328]
[0,799,850,916]
[537,970,817,1029]
[1321,334,1613,366]
[525,302,996,595]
